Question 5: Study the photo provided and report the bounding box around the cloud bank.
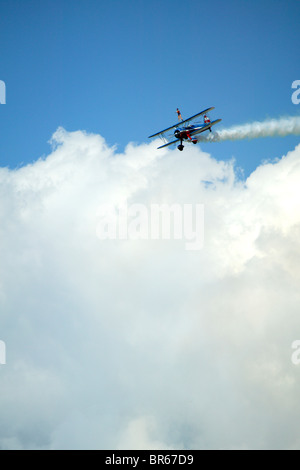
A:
[0,128,300,449]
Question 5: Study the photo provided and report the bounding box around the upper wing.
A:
[179,107,215,127]
[148,107,215,139]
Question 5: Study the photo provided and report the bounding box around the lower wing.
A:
[157,139,179,149]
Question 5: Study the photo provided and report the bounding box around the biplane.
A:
[148,107,221,151]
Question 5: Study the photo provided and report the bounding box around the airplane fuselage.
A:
[174,125,205,141]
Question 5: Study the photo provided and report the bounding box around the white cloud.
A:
[0,129,300,449]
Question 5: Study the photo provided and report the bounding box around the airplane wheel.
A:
[178,144,184,151]
[192,139,197,144]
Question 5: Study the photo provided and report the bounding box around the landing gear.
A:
[177,144,184,151]
[192,139,197,144]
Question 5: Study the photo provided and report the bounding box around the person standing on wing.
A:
[176,108,183,121]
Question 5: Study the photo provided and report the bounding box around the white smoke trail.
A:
[199,116,300,142]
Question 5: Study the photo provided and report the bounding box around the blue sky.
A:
[0,0,299,175]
